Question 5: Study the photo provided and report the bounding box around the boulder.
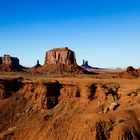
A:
[109,102,119,110]
[126,66,135,72]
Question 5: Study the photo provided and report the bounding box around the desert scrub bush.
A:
[107,120,113,132]
[106,118,124,133]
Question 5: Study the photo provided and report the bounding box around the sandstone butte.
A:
[0,54,25,71]
[37,47,88,74]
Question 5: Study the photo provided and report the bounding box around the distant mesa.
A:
[81,59,102,70]
[38,47,88,74]
[81,60,94,70]
[0,54,26,71]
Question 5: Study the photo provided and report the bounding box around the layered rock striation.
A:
[1,77,140,139]
[45,47,76,65]
[38,47,88,74]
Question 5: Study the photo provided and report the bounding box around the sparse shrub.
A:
[107,120,113,132]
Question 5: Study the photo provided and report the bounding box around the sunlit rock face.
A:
[44,47,77,65]
[2,54,19,67]
[37,47,88,74]
[0,54,23,71]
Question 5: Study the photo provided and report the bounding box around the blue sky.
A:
[0,0,140,68]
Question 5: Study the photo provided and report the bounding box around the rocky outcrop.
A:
[45,47,76,65]
[0,55,25,71]
[126,66,135,72]
[81,60,94,70]
[38,47,88,74]
[32,60,41,69]
[118,66,140,78]
[1,77,140,139]
[2,54,19,67]
[81,60,102,70]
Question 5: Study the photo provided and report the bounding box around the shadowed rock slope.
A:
[0,77,140,139]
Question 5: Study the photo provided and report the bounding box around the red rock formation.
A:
[38,47,88,74]
[1,78,140,139]
[126,66,135,72]
[0,54,24,71]
[118,66,140,78]
[2,54,19,67]
[45,47,76,65]
[32,60,41,69]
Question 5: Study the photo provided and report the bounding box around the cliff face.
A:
[38,47,88,74]
[0,55,24,71]
[2,55,19,67]
[45,47,76,65]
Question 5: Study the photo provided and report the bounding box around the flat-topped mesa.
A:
[0,54,25,71]
[2,54,19,67]
[45,47,77,65]
[38,47,88,74]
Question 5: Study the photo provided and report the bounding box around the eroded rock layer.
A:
[45,47,76,65]
[0,77,140,139]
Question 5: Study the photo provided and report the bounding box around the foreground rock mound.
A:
[0,55,25,71]
[118,66,140,78]
[38,47,88,74]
